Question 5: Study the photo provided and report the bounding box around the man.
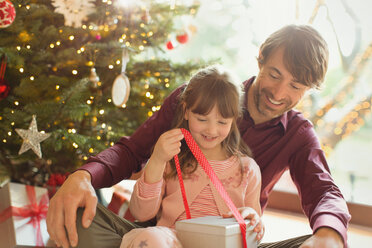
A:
[46,25,351,248]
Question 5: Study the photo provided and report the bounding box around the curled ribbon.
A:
[0,184,49,246]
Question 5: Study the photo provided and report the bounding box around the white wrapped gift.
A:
[176,216,258,248]
[0,182,54,247]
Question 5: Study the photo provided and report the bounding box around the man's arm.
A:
[289,123,351,247]
[300,227,344,248]
[79,84,184,188]
[47,85,184,248]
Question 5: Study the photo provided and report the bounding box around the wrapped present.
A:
[45,173,69,198]
[107,189,135,222]
[0,182,54,247]
[175,216,258,248]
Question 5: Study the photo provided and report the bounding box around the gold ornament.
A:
[18,31,31,42]
[188,24,198,35]
[89,67,100,87]
[15,115,51,158]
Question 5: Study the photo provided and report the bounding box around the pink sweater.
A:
[129,156,262,228]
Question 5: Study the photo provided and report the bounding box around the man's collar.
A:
[272,113,289,132]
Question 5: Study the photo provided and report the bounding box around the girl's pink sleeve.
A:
[129,171,165,222]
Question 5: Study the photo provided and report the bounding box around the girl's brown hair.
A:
[166,65,252,178]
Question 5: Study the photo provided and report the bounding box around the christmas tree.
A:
[0,0,202,186]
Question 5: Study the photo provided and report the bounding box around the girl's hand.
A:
[144,129,184,183]
[222,207,265,241]
[151,128,184,164]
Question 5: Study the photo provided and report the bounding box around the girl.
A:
[121,65,264,247]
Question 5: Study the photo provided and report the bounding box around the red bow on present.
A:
[0,185,49,246]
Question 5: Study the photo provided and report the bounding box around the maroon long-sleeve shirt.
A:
[81,77,351,245]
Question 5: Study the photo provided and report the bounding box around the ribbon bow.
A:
[0,184,49,246]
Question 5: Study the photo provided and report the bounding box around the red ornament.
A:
[95,34,102,40]
[176,32,189,44]
[0,0,16,28]
[0,79,10,99]
[166,41,174,50]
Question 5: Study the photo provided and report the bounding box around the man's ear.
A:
[257,50,263,70]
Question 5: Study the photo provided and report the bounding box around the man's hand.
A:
[46,170,97,248]
[300,227,344,248]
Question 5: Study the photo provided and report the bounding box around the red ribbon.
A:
[174,154,191,219]
[0,184,49,246]
[174,128,248,248]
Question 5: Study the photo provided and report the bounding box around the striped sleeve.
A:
[137,175,163,198]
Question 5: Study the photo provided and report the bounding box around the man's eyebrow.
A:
[268,66,282,75]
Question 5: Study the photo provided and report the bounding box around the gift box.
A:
[0,182,54,247]
[106,181,136,222]
[107,190,135,222]
[175,216,258,248]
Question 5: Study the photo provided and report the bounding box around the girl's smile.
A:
[201,134,218,141]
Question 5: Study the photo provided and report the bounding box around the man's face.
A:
[249,47,310,124]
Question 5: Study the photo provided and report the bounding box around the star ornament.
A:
[15,115,51,158]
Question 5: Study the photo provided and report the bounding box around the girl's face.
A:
[184,104,233,160]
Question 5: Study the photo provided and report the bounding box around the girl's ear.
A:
[183,103,189,120]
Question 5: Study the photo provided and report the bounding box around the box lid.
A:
[175,216,253,236]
